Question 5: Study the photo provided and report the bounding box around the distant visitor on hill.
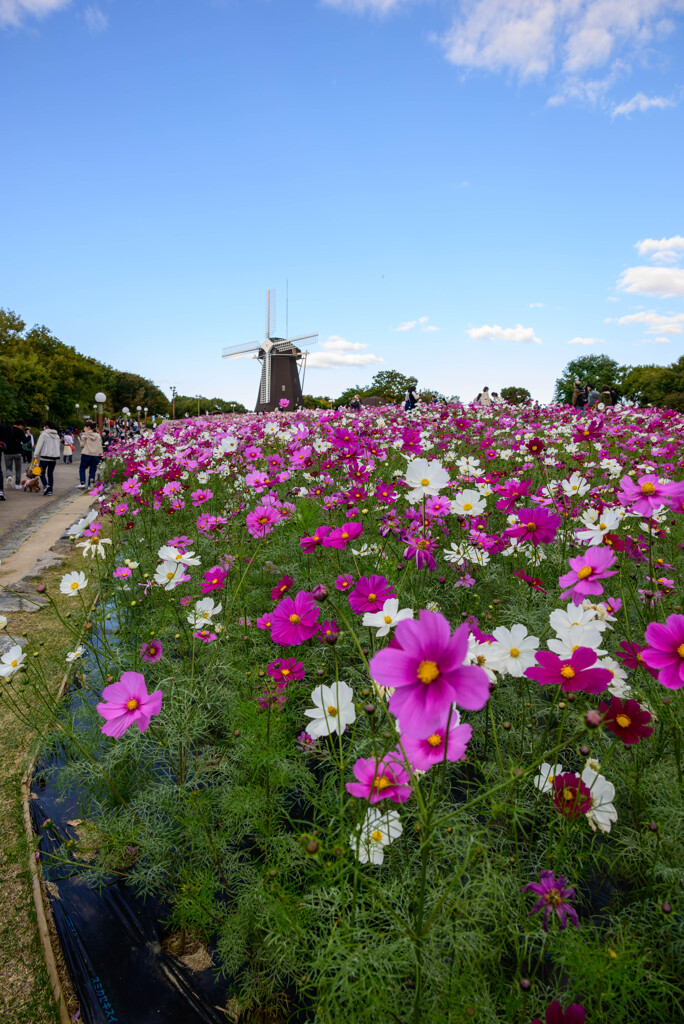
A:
[78,421,103,489]
[404,383,419,412]
[33,421,61,495]
[480,387,492,406]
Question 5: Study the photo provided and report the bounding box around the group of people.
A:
[572,382,618,409]
[0,420,104,500]
[473,387,501,405]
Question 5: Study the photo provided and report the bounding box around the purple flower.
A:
[525,647,612,694]
[617,473,677,516]
[96,672,163,738]
[140,640,163,663]
[399,718,472,771]
[270,591,321,646]
[523,870,579,931]
[504,506,560,546]
[349,575,395,614]
[558,547,617,605]
[346,751,412,804]
[641,613,684,689]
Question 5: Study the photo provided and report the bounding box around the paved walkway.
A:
[1,450,82,535]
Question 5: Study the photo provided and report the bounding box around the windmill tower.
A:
[222,289,318,413]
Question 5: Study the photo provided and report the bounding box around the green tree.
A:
[174,395,247,417]
[500,386,531,405]
[553,355,628,405]
[301,394,332,409]
[622,356,684,411]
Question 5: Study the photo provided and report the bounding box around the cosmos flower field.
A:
[6,400,684,1023]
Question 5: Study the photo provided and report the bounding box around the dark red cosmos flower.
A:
[598,696,653,746]
[525,648,612,695]
[533,1001,586,1024]
[615,639,659,679]
[552,773,591,819]
[526,437,546,456]
[271,574,294,601]
[513,569,548,594]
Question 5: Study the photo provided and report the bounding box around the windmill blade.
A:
[260,351,272,405]
[223,340,261,359]
[265,289,276,340]
[283,332,318,347]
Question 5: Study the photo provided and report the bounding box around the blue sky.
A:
[1,0,683,409]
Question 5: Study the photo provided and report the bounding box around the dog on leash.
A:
[22,473,42,492]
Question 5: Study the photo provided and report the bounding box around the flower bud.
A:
[585,710,601,729]
[311,584,328,603]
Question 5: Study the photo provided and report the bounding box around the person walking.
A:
[33,421,61,495]
[587,385,600,409]
[3,422,25,489]
[404,383,419,412]
[62,429,75,463]
[576,385,588,409]
[349,394,361,411]
[78,421,103,488]
[571,381,582,407]
[22,426,34,464]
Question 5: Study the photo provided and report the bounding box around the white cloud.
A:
[642,335,672,343]
[612,92,675,116]
[394,320,418,331]
[617,265,684,298]
[422,324,440,332]
[606,296,619,301]
[307,335,383,369]
[568,336,604,345]
[394,315,440,332]
[529,301,544,308]
[635,235,684,263]
[616,310,684,334]
[0,0,71,27]
[84,3,107,31]
[322,0,407,13]
[467,323,542,344]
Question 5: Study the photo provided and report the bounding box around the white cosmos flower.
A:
[77,537,112,559]
[66,510,99,539]
[352,542,380,557]
[576,508,621,546]
[549,603,607,635]
[0,616,7,631]
[351,808,403,865]
[443,542,469,565]
[467,636,499,682]
[547,623,605,659]
[66,646,85,663]
[157,545,201,566]
[0,644,26,679]
[363,598,413,637]
[561,473,590,498]
[487,624,539,677]
[404,457,450,503]
[582,768,618,833]
[60,571,88,596]
[596,656,631,698]
[582,600,617,627]
[533,762,563,793]
[467,546,490,567]
[451,489,486,516]
[304,680,356,738]
[455,455,481,475]
[187,597,222,626]
[153,561,187,590]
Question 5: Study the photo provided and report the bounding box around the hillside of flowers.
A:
[6,401,684,1023]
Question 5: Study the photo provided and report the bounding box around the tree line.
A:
[554,353,684,411]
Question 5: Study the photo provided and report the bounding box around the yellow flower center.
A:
[615,713,631,728]
[560,666,575,679]
[281,668,290,676]
[258,516,268,524]
[327,704,338,716]
[599,522,607,530]
[289,613,300,624]
[166,572,175,580]
[373,775,391,790]
[384,615,393,624]
[562,788,575,802]
[126,698,139,711]
[371,829,383,843]
[341,531,349,539]
[677,643,684,658]
[641,482,656,495]
[70,581,80,590]
[427,733,442,747]
[510,647,520,658]
[527,522,537,531]
[417,660,440,684]
[421,478,430,486]
[544,888,563,906]
[10,659,18,668]
[368,593,377,601]
[577,566,592,580]
[463,502,472,511]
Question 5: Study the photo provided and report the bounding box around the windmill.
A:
[222,289,318,413]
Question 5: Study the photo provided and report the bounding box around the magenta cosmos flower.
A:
[299,525,332,552]
[369,610,490,735]
[246,505,279,538]
[140,640,163,663]
[525,648,612,694]
[641,613,684,689]
[598,695,653,745]
[322,522,364,549]
[200,565,228,594]
[533,1001,586,1024]
[558,547,617,605]
[349,574,395,614]
[552,773,591,819]
[618,473,676,516]
[190,488,213,506]
[400,719,472,771]
[270,591,321,646]
[615,639,659,679]
[270,574,293,601]
[267,657,305,682]
[504,507,560,547]
[523,870,579,931]
[346,751,412,804]
[96,672,163,738]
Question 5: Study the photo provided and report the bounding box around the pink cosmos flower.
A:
[270,591,321,646]
[114,504,129,516]
[190,489,213,506]
[617,473,677,516]
[296,731,319,751]
[558,547,617,605]
[194,629,217,643]
[267,657,305,682]
[335,573,355,592]
[400,719,472,771]
[246,505,279,538]
[319,619,340,644]
[96,672,163,738]
[113,566,132,579]
[346,751,412,804]
[322,522,364,549]
[369,611,490,735]
[180,596,194,607]
[615,639,658,679]
[403,533,437,571]
[523,870,579,931]
[200,565,228,594]
[504,507,560,546]
[349,575,395,615]
[525,647,612,694]
[271,575,294,601]
[140,640,163,662]
[641,613,684,689]
[300,525,332,552]
[168,535,193,551]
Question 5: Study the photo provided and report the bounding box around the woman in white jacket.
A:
[33,421,61,495]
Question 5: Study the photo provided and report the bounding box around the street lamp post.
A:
[136,405,142,430]
[95,392,106,435]
[75,403,80,425]
[144,406,148,426]
[170,386,177,420]
[122,406,130,434]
